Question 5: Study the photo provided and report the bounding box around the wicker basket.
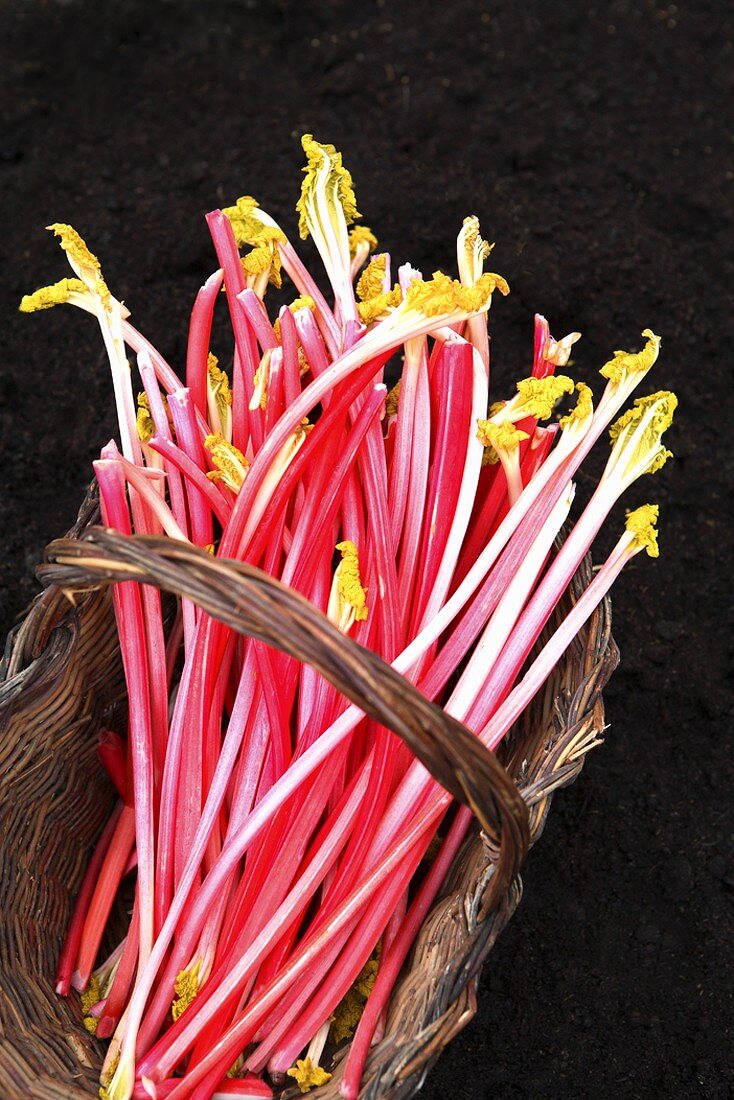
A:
[0,484,618,1100]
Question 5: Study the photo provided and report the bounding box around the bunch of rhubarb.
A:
[21,135,676,1100]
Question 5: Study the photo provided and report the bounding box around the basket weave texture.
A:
[0,486,618,1100]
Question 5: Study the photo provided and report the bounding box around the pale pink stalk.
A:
[55,802,124,996]
[352,415,400,659]
[293,307,332,382]
[386,334,427,546]
[419,468,569,705]
[100,438,171,789]
[120,322,199,410]
[263,347,284,433]
[97,730,128,801]
[449,482,575,718]
[139,354,198,645]
[166,390,214,549]
[146,435,231,527]
[201,633,238,871]
[413,339,488,635]
[94,302,142,466]
[185,270,224,415]
[237,288,278,351]
[279,387,385,593]
[154,623,209,931]
[452,425,555,599]
[481,531,643,750]
[278,239,340,357]
[139,357,185,484]
[224,683,267,825]
[94,460,156,974]
[204,212,262,454]
[97,893,141,1037]
[277,307,302,407]
[72,805,136,991]
[104,457,187,542]
[395,344,431,631]
[466,469,651,732]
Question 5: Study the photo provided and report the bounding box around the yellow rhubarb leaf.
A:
[559,382,594,429]
[600,328,661,385]
[286,1057,332,1093]
[476,420,529,452]
[296,134,361,241]
[205,433,250,493]
[19,277,87,312]
[515,374,575,419]
[348,224,378,256]
[171,962,201,1022]
[46,223,110,306]
[625,503,660,558]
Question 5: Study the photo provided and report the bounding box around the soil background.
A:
[1,1,732,1097]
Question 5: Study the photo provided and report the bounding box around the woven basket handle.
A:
[40,527,530,899]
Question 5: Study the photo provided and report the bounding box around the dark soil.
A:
[1,1,732,1097]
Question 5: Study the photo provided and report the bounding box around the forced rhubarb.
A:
[21,134,676,1100]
